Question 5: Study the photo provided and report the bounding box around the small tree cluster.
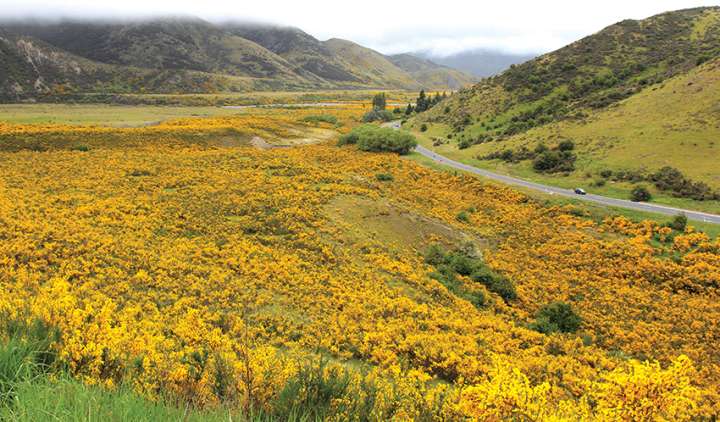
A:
[413,90,448,113]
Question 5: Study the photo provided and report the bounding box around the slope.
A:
[3,18,312,82]
[471,57,720,189]
[224,23,362,83]
[387,53,477,89]
[323,38,421,89]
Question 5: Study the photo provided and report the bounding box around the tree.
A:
[404,104,414,116]
[371,93,387,110]
[631,186,652,202]
[416,90,428,112]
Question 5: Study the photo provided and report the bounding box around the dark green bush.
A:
[375,173,394,182]
[530,302,582,334]
[424,244,517,304]
[338,125,417,155]
[631,186,652,202]
[667,214,688,232]
[470,267,517,302]
[532,151,576,173]
[420,123,428,132]
[557,140,575,151]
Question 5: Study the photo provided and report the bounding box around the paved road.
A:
[387,122,720,224]
[223,102,406,109]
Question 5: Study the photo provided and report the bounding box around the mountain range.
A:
[0,18,477,101]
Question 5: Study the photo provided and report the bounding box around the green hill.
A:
[420,7,720,137]
[408,7,720,212]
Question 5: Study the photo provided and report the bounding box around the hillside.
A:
[421,7,720,136]
[0,19,476,100]
[411,7,720,211]
[323,38,421,89]
[387,53,477,89]
[225,23,362,83]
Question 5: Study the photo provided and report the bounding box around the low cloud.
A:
[0,0,712,56]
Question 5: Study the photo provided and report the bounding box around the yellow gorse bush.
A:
[0,107,718,419]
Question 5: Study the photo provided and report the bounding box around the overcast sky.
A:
[0,0,716,56]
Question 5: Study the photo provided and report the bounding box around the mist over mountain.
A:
[416,49,538,77]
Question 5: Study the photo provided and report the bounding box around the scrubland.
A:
[0,104,719,420]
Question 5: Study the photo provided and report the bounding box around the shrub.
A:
[530,302,582,334]
[667,214,688,232]
[71,144,90,152]
[471,267,517,302]
[631,186,652,202]
[424,244,447,266]
[447,252,478,276]
[650,166,719,201]
[371,93,387,110]
[430,269,485,309]
[557,140,575,151]
[599,169,613,179]
[338,125,417,155]
[362,109,394,123]
[458,138,473,150]
[533,151,576,173]
[420,124,428,132]
[302,114,338,125]
[272,358,352,420]
[456,211,471,223]
[534,143,549,154]
[375,173,394,182]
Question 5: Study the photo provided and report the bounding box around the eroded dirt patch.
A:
[324,195,487,254]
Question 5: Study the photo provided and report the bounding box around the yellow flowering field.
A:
[0,106,719,420]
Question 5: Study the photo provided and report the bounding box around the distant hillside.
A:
[475,57,720,189]
[421,7,720,137]
[416,49,537,77]
[387,54,477,89]
[0,18,476,100]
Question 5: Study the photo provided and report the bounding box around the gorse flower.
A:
[0,106,718,418]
